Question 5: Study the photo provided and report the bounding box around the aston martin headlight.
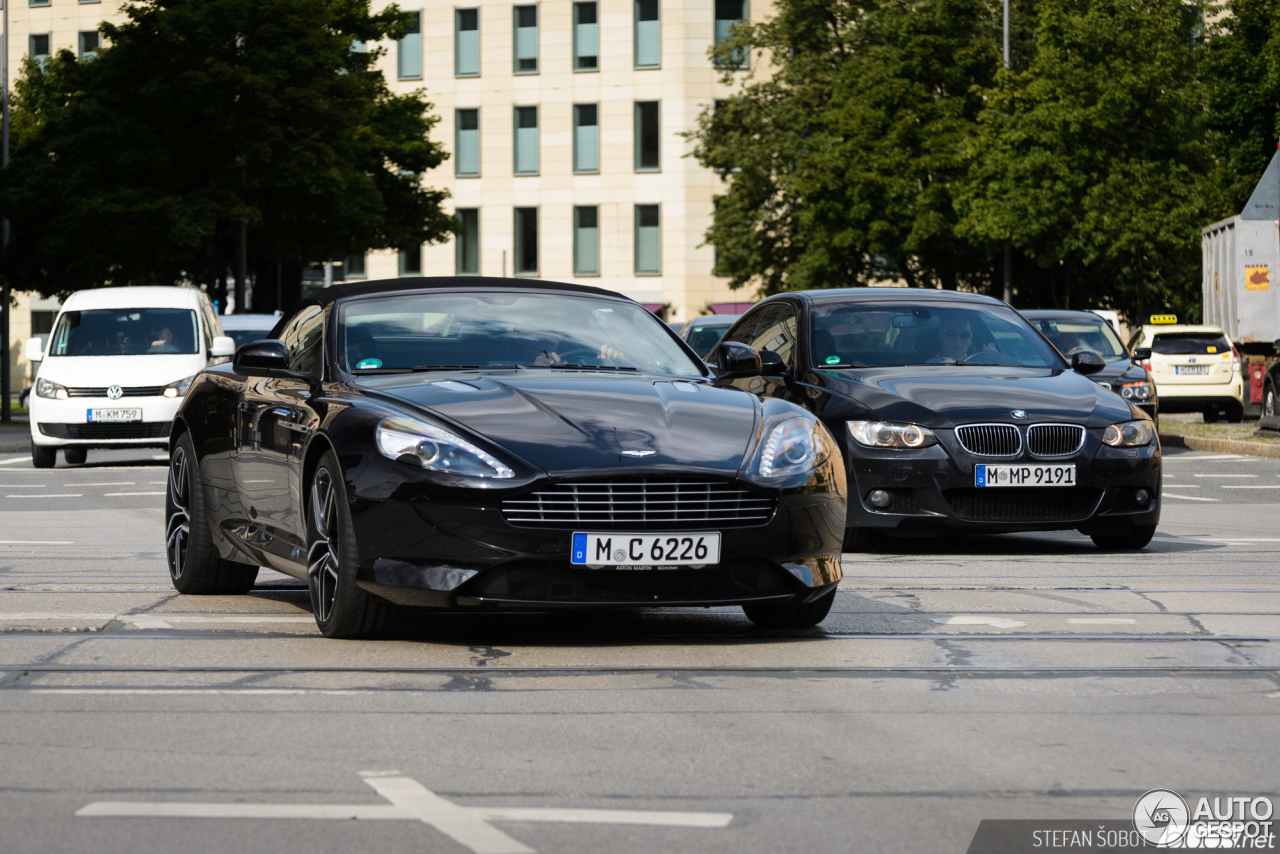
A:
[36,378,68,400]
[376,416,515,480]
[1102,420,1156,447]
[163,374,198,398]
[847,420,938,449]
[1119,381,1151,401]
[753,417,834,479]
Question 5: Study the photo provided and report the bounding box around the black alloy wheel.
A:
[306,450,394,639]
[1090,524,1157,550]
[166,432,259,594]
[64,447,87,465]
[742,587,837,629]
[31,443,56,469]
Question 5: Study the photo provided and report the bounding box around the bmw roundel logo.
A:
[1011,410,1026,419]
[107,385,124,400]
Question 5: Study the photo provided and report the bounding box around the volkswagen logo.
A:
[1011,410,1027,419]
[1188,357,1197,363]
[106,385,124,400]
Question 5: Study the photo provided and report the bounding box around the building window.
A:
[573,104,599,174]
[29,0,51,7]
[635,205,660,275]
[514,208,539,276]
[29,34,51,61]
[514,106,539,175]
[514,5,538,74]
[345,255,367,279]
[31,311,56,336]
[455,9,480,76]
[574,207,600,277]
[714,0,747,68]
[456,209,480,275]
[79,0,101,5]
[456,109,480,177]
[634,0,659,68]
[399,246,422,276]
[634,101,660,172]
[78,31,100,58]
[574,2,598,71]
[398,11,422,79]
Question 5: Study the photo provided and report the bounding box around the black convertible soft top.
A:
[311,276,631,307]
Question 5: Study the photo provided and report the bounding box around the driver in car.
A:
[533,343,624,366]
[928,314,997,363]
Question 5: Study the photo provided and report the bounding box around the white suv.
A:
[26,287,235,468]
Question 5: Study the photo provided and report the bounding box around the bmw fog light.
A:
[868,489,892,508]
[1135,489,1151,506]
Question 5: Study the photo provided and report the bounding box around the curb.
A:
[1159,432,1280,459]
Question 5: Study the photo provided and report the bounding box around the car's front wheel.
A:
[842,527,879,552]
[166,432,259,594]
[1090,525,1157,550]
[742,587,836,629]
[306,450,394,639]
[64,447,87,465]
[31,443,56,469]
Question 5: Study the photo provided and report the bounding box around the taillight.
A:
[1141,359,1151,371]
[1232,347,1241,371]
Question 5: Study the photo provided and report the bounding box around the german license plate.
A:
[1175,365,1209,375]
[87,408,141,423]
[571,532,721,567]
[976,464,1075,487]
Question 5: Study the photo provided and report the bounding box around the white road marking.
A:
[0,484,47,488]
[0,458,29,466]
[1162,493,1219,501]
[243,479,274,483]
[0,613,116,620]
[121,614,315,629]
[68,482,135,486]
[1160,484,1200,488]
[1192,537,1280,541]
[28,688,367,695]
[930,616,1027,629]
[7,494,83,498]
[76,772,733,854]
[0,541,76,545]
[1066,618,1137,624]
[103,492,165,496]
[1220,485,1280,489]
[1194,474,1256,478]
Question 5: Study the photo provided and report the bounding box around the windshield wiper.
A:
[535,364,640,371]
[411,365,523,372]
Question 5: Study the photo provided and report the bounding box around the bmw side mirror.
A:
[209,336,236,358]
[233,339,289,376]
[715,341,762,377]
[1132,347,1152,362]
[1072,351,1106,375]
[760,349,788,376]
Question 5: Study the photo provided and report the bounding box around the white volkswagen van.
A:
[26,287,235,467]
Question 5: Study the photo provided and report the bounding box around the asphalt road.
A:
[0,445,1277,853]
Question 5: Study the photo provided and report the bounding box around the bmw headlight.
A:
[847,420,938,449]
[753,417,834,479]
[376,416,515,481]
[163,374,198,398]
[1119,381,1151,401]
[36,378,68,400]
[1102,420,1156,447]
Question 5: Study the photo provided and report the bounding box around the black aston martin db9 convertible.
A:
[165,278,847,638]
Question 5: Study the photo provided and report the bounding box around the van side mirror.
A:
[1132,347,1152,361]
[1072,351,1106,375]
[24,338,43,362]
[209,336,236,358]
[233,340,289,376]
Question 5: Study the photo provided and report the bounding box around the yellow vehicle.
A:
[1127,318,1244,422]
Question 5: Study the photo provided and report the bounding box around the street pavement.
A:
[0,445,1277,853]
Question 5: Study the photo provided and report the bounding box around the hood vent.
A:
[955,424,1021,457]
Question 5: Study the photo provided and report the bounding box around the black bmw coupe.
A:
[710,289,1161,551]
[165,278,847,637]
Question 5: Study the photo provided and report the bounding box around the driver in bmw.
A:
[928,313,997,364]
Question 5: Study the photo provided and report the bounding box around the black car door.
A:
[722,302,802,403]
[233,305,323,545]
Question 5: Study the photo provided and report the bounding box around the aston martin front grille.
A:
[955,424,1022,457]
[1027,424,1085,457]
[501,478,777,530]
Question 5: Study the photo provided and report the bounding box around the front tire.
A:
[743,587,836,629]
[31,443,56,469]
[842,526,879,552]
[166,432,258,594]
[1265,381,1277,418]
[306,451,394,639]
[1090,525,1157,550]
[64,447,87,465]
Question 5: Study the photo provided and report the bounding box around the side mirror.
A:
[209,336,236,358]
[1072,351,1106,375]
[24,338,43,362]
[233,339,289,376]
[1132,347,1152,361]
[759,349,788,376]
[715,341,762,377]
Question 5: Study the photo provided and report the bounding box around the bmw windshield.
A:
[339,292,703,376]
[811,303,1064,369]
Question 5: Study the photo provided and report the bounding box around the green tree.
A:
[0,0,453,307]
[689,0,1006,297]
[957,0,1213,322]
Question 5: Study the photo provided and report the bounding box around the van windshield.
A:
[49,309,200,356]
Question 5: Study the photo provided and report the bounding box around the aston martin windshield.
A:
[811,303,1063,368]
[339,292,702,376]
[1029,316,1127,360]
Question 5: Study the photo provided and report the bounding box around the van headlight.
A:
[163,374,198,398]
[36,378,68,400]
[376,416,515,481]
[1102,420,1156,447]
[847,420,938,449]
